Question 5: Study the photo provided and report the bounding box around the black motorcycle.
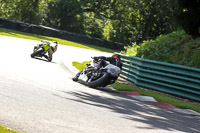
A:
[77,57,121,88]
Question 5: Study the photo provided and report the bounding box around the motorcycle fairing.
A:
[103,64,121,77]
[78,72,88,82]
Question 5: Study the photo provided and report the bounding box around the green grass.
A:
[0,28,117,53]
[73,61,200,114]
[0,125,18,133]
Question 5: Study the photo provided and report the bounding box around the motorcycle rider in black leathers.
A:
[72,54,122,82]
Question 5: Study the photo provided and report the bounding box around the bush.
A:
[136,30,186,61]
[123,30,200,68]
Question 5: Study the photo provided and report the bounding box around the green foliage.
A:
[191,49,200,67]
[129,30,186,60]
[124,30,200,68]
[0,0,179,45]
[101,0,178,44]
[82,12,103,38]
[122,43,139,56]
[0,0,40,24]
[1,0,198,48]
[102,20,114,41]
[0,125,18,133]
[42,0,84,33]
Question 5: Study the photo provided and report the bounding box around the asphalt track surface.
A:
[0,35,199,133]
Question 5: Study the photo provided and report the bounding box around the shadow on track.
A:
[31,57,56,63]
[54,87,200,133]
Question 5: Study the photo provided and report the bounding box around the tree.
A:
[42,0,84,33]
[0,0,180,45]
[80,0,118,38]
[177,0,200,38]
[101,0,178,45]
[0,0,40,24]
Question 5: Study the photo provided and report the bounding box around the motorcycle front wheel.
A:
[87,73,109,88]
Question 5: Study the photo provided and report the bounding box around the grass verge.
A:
[0,28,118,53]
[73,61,200,114]
[0,125,18,133]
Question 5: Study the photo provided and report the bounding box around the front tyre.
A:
[88,73,109,88]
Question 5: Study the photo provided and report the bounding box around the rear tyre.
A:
[88,73,109,88]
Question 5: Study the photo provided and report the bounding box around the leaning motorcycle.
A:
[77,57,121,88]
[30,43,51,62]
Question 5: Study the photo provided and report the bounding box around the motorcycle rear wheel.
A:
[88,73,109,88]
